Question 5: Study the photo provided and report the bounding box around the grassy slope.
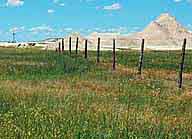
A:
[0,48,192,138]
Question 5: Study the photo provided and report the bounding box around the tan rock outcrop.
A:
[87,13,192,48]
[131,13,192,46]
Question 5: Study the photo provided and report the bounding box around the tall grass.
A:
[0,48,192,138]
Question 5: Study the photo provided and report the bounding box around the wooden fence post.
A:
[76,37,79,55]
[178,38,187,89]
[62,38,64,52]
[85,39,88,59]
[58,42,61,53]
[97,37,101,63]
[69,37,72,55]
[112,39,116,70]
[138,39,145,75]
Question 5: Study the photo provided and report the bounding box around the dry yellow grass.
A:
[0,48,192,138]
[0,80,70,98]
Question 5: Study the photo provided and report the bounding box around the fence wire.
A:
[52,37,192,88]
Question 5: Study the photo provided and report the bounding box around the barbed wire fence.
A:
[54,36,192,89]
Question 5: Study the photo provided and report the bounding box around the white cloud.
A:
[48,9,55,14]
[59,3,65,6]
[53,0,65,7]
[29,25,53,34]
[63,28,73,31]
[53,0,59,3]
[10,26,25,33]
[103,3,121,11]
[173,0,192,3]
[173,0,182,2]
[6,0,24,7]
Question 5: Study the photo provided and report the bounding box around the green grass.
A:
[0,47,192,138]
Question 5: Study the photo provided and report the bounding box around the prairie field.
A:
[0,47,192,138]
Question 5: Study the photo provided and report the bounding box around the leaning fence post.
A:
[62,38,64,52]
[69,37,72,55]
[178,38,187,89]
[138,39,145,75]
[58,42,61,53]
[85,39,88,59]
[112,39,116,70]
[76,37,79,55]
[97,37,101,63]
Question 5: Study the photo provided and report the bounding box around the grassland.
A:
[0,47,192,139]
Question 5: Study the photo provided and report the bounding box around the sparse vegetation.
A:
[0,47,192,138]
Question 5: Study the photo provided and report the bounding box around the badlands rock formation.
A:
[131,13,192,46]
[43,13,192,50]
[63,32,92,50]
[87,32,121,50]
[87,13,192,49]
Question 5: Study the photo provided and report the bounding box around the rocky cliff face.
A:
[87,13,192,47]
[54,13,191,50]
[88,32,120,46]
[63,32,93,50]
[130,13,192,46]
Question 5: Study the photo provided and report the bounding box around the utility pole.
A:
[12,32,16,43]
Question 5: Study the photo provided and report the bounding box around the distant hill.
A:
[87,13,192,48]
[63,32,90,50]
[38,13,192,50]
[130,13,192,46]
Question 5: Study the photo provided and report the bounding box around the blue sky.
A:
[0,0,192,42]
